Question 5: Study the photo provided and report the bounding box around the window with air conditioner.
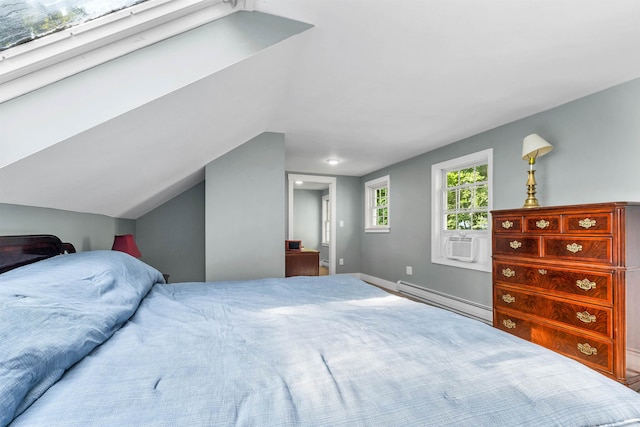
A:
[431,149,492,272]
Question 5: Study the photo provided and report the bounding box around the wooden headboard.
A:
[0,235,76,274]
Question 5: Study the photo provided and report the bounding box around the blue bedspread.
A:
[0,251,164,426]
[3,252,640,426]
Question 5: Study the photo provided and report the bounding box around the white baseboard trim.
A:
[358,273,399,292]
[358,273,492,324]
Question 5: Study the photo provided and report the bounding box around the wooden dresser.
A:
[491,202,640,390]
[285,250,320,277]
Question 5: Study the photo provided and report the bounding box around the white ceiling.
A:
[1,0,640,218]
[266,0,640,176]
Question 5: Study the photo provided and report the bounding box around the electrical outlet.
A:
[339,258,344,265]
[406,266,413,275]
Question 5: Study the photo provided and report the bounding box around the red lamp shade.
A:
[111,234,142,258]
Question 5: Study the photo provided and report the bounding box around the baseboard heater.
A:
[397,280,492,324]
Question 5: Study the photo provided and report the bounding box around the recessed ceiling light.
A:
[327,158,340,165]
[295,180,304,185]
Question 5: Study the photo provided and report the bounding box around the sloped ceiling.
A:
[0,10,313,218]
[1,0,640,219]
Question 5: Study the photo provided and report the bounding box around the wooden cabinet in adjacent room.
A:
[491,202,640,390]
[285,250,320,277]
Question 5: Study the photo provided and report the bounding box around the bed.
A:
[2,235,640,426]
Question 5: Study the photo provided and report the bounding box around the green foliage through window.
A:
[444,164,488,231]
[374,187,388,226]
[365,175,390,231]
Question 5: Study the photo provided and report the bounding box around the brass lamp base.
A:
[523,169,540,208]
[523,194,540,208]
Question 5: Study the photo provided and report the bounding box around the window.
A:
[0,0,231,103]
[445,164,489,231]
[322,194,331,245]
[1,1,150,51]
[431,149,492,272]
[365,175,390,233]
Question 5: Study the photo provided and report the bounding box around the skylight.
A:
[1,0,150,52]
[0,0,234,103]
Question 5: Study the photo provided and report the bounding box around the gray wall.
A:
[335,176,361,274]
[6,78,638,294]
[136,181,205,283]
[205,132,285,281]
[360,77,640,307]
[293,189,322,251]
[0,203,134,251]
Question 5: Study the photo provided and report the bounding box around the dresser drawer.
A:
[494,286,612,337]
[564,212,613,234]
[495,311,613,373]
[543,237,612,264]
[493,261,612,303]
[493,236,540,257]
[493,217,523,233]
[523,215,560,233]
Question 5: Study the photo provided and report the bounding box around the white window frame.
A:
[431,149,493,272]
[364,175,390,233]
[0,0,236,103]
[322,194,331,246]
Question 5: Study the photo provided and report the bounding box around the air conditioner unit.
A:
[444,236,478,262]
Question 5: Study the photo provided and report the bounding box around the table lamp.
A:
[521,133,553,208]
[111,234,142,258]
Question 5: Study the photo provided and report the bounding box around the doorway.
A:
[287,174,337,275]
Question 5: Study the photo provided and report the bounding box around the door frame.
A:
[287,174,337,275]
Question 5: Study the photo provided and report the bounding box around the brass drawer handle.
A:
[566,243,583,253]
[502,268,516,278]
[503,319,516,329]
[576,311,597,323]
[501,220,514,229]
[579,218,597,229]
[536,220,550,229]
[538,269,547,275]
[510,240,522,249]
[502,294,516,304]
[577,343,598,356]
[576,278,596,291]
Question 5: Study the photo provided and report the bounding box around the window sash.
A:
[0,0,230,103]
[365,176,390,232]
[1,0,151,52]
[441,165,489,232]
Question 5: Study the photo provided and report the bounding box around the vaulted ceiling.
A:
[1,0,640,218]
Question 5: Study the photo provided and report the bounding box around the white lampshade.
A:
[522,134,553,160]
